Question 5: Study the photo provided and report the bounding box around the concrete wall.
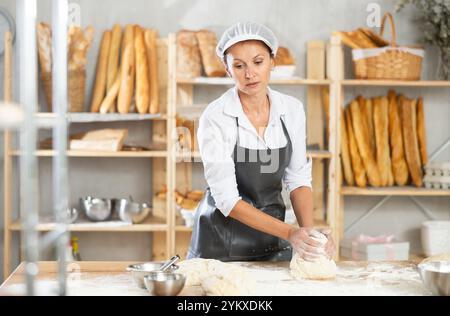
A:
[1,0,449,281]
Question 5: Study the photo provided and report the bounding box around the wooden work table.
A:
[0,260,431,296]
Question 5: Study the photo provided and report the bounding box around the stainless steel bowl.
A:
[127,262,179,289]
[144,272,186,296]
[79,196,112,222]
[418,261,450,296]
[66,207,78,224]
[113,198,151,224]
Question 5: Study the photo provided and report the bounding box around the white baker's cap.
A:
[216,22,279,60]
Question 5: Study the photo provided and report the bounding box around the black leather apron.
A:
[187,116,293,261]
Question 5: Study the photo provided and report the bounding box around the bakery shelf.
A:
[177,76,331,86]
[10,150,168,158]
[9,216,168,232]
[341,186,450,196]
[35,112,167,123]
[341,80,450,87]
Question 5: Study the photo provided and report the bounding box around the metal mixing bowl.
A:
[113,198,151,224]
[79,196,112,222]
[144,272,186,296]
[418,261,450,296]
[127,262,179,289]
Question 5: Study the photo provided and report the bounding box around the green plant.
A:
[396,0,450,79]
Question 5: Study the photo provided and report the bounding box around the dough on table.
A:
[178,258,256,296]
[290,233,337,280]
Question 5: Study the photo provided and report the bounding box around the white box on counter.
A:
[340,237,410,261]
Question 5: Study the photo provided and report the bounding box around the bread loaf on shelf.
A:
[400,97,423,187]
[416,97,428,166]
[106,24,122,93]
[177,30,202,78]
[196,30,226,77]
[134,25,150,114]
[117,25,135,114]
[388,91,409,186]
[144,29,160,114]
[373,97,393,186]
[358,28,389,47]
[340,108,355,186]
[357,96,375,154]
[90,31,111,112]
[275,47,295,66]
[350,100,381,186]
[345,107,367,187]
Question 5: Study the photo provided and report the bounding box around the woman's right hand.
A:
[288,227,326,261]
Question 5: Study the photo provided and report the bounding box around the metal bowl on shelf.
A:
[127,262,179,289]
[113,197,152,224]
[79,196,112,222]
[418,261,450,296]
[144,272,186,296]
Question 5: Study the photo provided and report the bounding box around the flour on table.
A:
[177,258,256,296]
[290,233,337,280]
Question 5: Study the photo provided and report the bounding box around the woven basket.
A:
[41,68,86,112]
[352,13,424,80]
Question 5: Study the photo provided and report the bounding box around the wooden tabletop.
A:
[0,260,431,296]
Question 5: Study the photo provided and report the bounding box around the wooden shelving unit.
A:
[3,38,174,277]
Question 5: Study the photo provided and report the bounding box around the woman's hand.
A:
[288,227,326,262]
[317,228,336,260]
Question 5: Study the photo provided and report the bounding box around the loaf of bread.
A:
[37,22,52,74]
[134,25,150,114]
[416,97,428,166]
[90,30,111,112]
[99,75,121,114]
[400,97,423,187]
[177,30,202,78]
[68,25,94,71]
[117,25,135,114]
[144,29,159,114]
[373,97,392,186]
[332,30,378,49]
[345,107,367,187]
[388,91,409,186]
[107,24,122,92]
[358,28,389,47]
[357,96,375,155]
[275,47,295,66]
[350,100,381,187]
[340,108,355,186]
[196,30,226,77]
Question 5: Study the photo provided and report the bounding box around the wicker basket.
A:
[352,13,424,80]
[41,68,86,112]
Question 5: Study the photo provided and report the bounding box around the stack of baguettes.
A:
[177,29,227,78]
[339,91,428,188]
[90,24,159,114]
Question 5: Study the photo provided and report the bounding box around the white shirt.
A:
[197,87,312,217]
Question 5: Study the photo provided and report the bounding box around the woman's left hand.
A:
[318,228,336,260]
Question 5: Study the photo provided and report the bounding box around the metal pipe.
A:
[17,0,39,296]
[52,0,69,296]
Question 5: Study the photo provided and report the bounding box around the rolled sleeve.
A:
[197,112,241,217]
[283,101,313,193]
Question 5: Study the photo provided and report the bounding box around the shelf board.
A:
[341,80,450,87]
[35,112,166,123]
[175,150,332,161]
[9,216,168,232]
[177,77,331,86]
[341,186,450,196]
[10,150,168,158]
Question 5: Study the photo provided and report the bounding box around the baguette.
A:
[117,25,135,114]
[358,28,390,47]
[345,107,367,187]
[400,97,423,187]
[275,47,295,66]
[340,107,355,186]
[357,96,375,154]
[144,29,159,114]
[99,74,121,114]
[350,99,381,186]
[134,25,150,114]
[373,97,392,186]
[107,24,122,91]
[177,30,202,78]
[37,22,52,74]
[416,97,428,166]
[196,30,226,77]
[90,30,111,112]
[388,91,409,185]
